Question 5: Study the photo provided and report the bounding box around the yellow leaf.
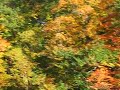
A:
[0,24,5,30]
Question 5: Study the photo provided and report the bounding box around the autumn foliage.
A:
[0,0,120,90]
[87,66,120,89]
[99,13,120,50]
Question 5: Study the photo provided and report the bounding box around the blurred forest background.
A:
[0,0,120,90]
